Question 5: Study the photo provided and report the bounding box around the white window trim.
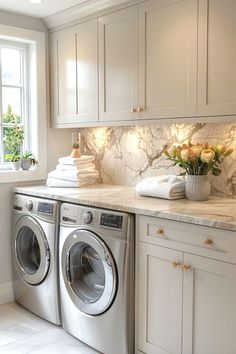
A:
[0,24,47,183]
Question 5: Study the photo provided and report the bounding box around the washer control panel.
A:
[60,203,132,241]
[13,194,58,222]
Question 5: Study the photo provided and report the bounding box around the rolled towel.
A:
[46,177,96,188]
[56,162,95,171]
[59,155,95,166]
[48,169,98,182]
[136,175,186,200]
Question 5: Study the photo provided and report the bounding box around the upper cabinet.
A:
[98,7,138,122]
[198,0,236,116]
[51,19,98,127]
[50,0,236,127]
[138,0,197,120]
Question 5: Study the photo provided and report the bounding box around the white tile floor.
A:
[0,302,99,354]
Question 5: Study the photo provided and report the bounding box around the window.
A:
[0,40,29,164]
[0,24,47,183]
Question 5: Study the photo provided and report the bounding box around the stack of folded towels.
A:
[47,155,98,188]
[136,175,186,200]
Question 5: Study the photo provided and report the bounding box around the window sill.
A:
[0,169,46,184]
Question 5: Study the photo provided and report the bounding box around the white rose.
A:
[180,149,189,162]
[200,149,215,163]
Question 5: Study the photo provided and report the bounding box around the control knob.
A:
[26,200,33,211]
[83,211,93,224]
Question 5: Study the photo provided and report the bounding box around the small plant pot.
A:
[10,162,21,171]
[185,175,211,201]
[21,158,32,170]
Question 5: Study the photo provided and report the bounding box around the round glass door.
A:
[14,216,50,285]
[16,226,41,275]
[62,230,117,316]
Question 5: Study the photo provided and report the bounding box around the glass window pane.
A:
[1,48,22,86]
[3,126,24,160]
[2,87,22,118]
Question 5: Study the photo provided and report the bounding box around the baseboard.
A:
[0,281,14,304]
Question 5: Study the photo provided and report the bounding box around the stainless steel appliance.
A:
[12,194,61,325]
[59,203,134,354]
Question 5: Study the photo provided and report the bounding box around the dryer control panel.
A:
[60,203,133,241]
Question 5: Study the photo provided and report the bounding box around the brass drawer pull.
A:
[172,261,180,268]
[156,228,164,236]
[131,107,137,113]
[204,238,213,245]
[137,106,144,112]
[182,263,191,271]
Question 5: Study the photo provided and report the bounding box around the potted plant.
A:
[164,143,233,201]
[21,151,38,170]
[5,151,21,170]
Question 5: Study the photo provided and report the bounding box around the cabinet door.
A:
[183,253,236,354]
[198,0,236,116]
[51,20,98,127]
[138,242,183,354]
[99,7,138,122]
[51,27,77,125]
[138,0,197,119]
[76,20,98,124]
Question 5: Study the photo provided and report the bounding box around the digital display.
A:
[100,213,123,229]
[37,202,54,215]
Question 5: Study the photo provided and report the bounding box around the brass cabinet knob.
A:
[156,228,164,235]
[137,106,144,112]
[182,263,191,271]
[172,261,180,268]
[204,238,213,245]
[131,107,137,113]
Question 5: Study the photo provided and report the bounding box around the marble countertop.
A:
[14,184,236,231]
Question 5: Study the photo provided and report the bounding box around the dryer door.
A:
[14,215,50,285]
[61,229,117,316]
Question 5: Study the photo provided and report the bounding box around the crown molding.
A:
[43,0,145,30]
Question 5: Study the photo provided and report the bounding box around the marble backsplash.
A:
[79,123,236,198]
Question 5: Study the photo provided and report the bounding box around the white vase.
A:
[10,162,21,171]
[185,175,211,201]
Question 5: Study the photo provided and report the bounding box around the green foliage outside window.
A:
[3,105,24,161]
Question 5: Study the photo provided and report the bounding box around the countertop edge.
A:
[13,185,236,232]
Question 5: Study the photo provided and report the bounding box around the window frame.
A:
[0,25,47,183]
[0,38,30,163]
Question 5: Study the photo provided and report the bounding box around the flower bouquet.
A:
[164,143,233,201]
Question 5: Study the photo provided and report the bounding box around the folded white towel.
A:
[59,155,95,166]
[56,162,95,171]
[136,175,186,200]
[48,169,98,182]
[46,177,96,188]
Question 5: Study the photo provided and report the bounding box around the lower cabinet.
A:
[137,242,236,354]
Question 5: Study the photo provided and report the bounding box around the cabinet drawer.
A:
[137,215,236,263]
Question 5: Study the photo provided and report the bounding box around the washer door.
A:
[62,229,117,316]
[14,216,50,285]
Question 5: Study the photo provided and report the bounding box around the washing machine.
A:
[59,203,134,354]
[12,194,61,325]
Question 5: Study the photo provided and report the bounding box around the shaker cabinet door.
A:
[138,242,183,354]
[198,0,236,116]
[138,0,197,120]
[51,28,77,125]
[51,20,98,127]
[183,253,236,354]
[99,7,138,122]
